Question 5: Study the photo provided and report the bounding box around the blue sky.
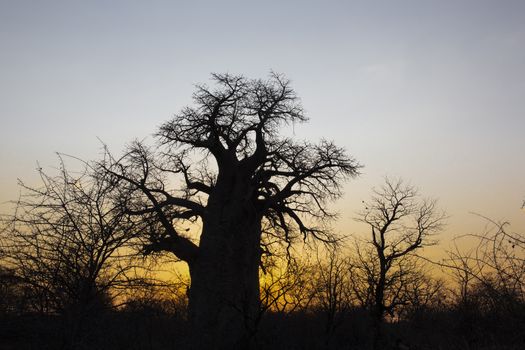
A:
[1,0,524,246]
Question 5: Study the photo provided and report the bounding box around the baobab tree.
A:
[101,73,360,347]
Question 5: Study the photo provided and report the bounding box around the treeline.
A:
[0,163,523,349]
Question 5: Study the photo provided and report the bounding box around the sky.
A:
[1,0,524,255]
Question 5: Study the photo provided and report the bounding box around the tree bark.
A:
[187,171,262,349]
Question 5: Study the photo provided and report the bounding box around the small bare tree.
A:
[445,215,525,313]
[437,215,525,347]
[1,156,138,316]
[259,255,315,316]
[312,248,351,343]
[354,178,445,347]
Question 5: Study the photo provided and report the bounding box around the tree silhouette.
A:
[354,178,445,348]
[445,216,525,316]
[100,73,360,347]
[259,254,315,316]
[313,248,351,345]
[0,156,139,346]
[2,157,139,313]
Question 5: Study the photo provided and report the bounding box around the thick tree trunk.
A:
[187,172,262,349]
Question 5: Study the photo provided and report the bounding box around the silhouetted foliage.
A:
[351,178,445,348]
[0,266,27,315]
[442,215,525,348]
[0,156,144,348]
[259,254,316,316]
[312,248,352,344]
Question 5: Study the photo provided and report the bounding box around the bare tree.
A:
[354,178,445,347]
[257,223,317,317]
[312,248,351,343]
[436,216,525,347]
[391,264,446,320]
[445,215,525,312]
[1,156,138,317]
[259,255,315,316]
[100,73,360,347]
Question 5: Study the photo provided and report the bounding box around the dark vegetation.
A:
[1,73,524,349]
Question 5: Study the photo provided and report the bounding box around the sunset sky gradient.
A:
[1,0,524,253]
